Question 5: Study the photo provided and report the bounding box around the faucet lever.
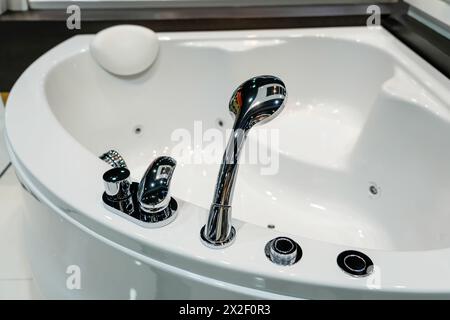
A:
[99,149,128,168]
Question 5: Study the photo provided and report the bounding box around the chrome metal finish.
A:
[102,185,178,228]
[137,156,176,214]
[200,225,236,249]
[103,167,132,200]
[201,75,287,248]
[102,167,134,214]
[100,149,128,168]
[265,237,301,266]
[102,156,178,227]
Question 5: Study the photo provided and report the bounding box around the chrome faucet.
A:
[200,75,287,248]
[137,156,177,214]
[102,155,178,227]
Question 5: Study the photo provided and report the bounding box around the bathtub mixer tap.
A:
[100,75,286,236]
[101,154,178,227]
[200,75,287,248]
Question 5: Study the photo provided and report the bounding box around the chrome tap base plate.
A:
[200,226,236,249]
[102,182,178,228]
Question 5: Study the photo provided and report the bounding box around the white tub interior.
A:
[44,33,450,251]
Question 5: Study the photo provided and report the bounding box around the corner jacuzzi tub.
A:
[5,27,450,299]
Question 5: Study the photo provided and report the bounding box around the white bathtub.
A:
[5,27,450,299]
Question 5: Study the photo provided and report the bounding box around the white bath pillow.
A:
[90,25,159,76]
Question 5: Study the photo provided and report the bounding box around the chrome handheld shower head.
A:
[201,75,287,248]
[229,75,287,131]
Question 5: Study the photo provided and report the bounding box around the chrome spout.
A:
[137,156,177,214]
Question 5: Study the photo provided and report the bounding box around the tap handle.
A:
[137,156,177,214]
[103,167,132,201]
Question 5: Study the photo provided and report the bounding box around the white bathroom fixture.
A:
[5,27,450,299]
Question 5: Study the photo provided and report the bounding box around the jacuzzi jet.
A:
[134,125,143,135]
[368,182,381,197]
[217,119,224,127]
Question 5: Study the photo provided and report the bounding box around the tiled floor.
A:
[0,165,43,299]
